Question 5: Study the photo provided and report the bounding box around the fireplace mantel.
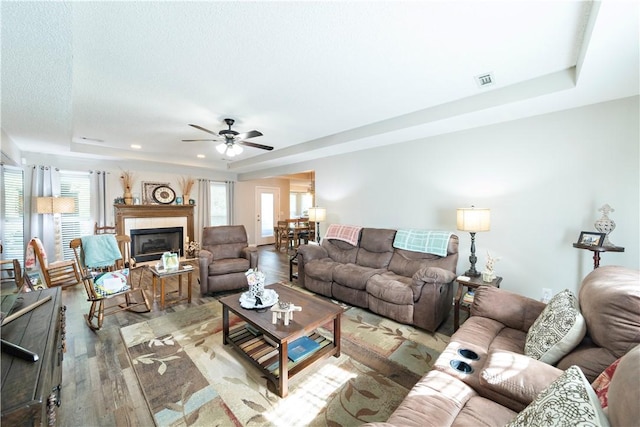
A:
[114,204,195,244]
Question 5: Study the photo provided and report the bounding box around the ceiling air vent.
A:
[475,72,495,88]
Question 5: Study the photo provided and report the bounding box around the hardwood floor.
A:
[56,245,454,426]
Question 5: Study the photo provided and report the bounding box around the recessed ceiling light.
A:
[197,154,205,158]
[131,144,141,149]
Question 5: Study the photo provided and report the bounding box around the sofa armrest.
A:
[242,246,259,268]
[411,266,456,300]
[198,249,213,265]
[471,286,546,332]
[297,244,328,264]
[480,350,563,407]
[198,249,213,293]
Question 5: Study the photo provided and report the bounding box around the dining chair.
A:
[70,234,150,330]
[275,221,293,252]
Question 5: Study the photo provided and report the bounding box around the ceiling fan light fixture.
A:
[216,143,226,154]
[232,144,243,155]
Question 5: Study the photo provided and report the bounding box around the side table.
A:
[148,263,194,310]
[289,252,298,282]
[572,243,625,269]
[454,275,502,331]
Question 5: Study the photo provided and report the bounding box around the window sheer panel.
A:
[60,172,92,260]
[210,182,228,226]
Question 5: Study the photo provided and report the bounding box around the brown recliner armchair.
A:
[198,225,258,295]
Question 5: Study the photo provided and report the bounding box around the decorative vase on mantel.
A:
[123,187,133,205]
[594,204,616,247]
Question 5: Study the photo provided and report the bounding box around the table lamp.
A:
[308,207,326,243]
[456,206,490,277]
[36,196,76,261]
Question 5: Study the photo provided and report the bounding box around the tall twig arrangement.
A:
[120,171,135,192]
[178,176,195,197]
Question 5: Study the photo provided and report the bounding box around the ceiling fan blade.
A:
[234,130,263,140]
[182,139,217,142]
[238,140,274,151]
[189,124,219,136]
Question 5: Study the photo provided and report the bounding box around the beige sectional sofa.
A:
[297,227,459,332]
[365,265,640,426]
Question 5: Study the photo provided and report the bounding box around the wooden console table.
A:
[1,288,66,426]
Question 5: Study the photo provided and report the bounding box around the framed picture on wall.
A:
[577,231,606,247]
[142,181,169,204]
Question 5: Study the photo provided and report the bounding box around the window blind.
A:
[1,167,25,263]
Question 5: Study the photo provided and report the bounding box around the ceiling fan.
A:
[183,118,273,157]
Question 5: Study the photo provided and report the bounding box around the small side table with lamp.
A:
[456,206,491,277]
[308,207,326,243]
[290,207,325,281]
[454,274,502,331]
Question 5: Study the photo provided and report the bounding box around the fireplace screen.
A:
[130,227,183,262]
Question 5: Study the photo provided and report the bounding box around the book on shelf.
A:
[245,323,261,337]
[263,335,278,348]
[287,336,320,362]
[462,290,475,305]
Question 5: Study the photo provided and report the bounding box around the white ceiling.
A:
[2,1,638,175]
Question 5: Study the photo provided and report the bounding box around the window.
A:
[1,166,24,263]
[59,171,93,260]
[290,192,313,218]
[210,182,228,225]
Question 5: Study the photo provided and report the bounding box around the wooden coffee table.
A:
[219,283,343,397]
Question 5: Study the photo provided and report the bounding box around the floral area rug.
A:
[120,288,449,426]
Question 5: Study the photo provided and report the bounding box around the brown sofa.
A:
[297,227,459,332]
[198,225,258,295]
[365,265,640,426]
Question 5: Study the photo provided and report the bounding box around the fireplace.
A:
[131,227,184,262]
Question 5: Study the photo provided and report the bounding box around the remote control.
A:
[1,339,39,362]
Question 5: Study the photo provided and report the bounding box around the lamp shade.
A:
[308,207,326,222]
[35,196,75,214]
[456,207,490,232]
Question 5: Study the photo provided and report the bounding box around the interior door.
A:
[255,187,280,246]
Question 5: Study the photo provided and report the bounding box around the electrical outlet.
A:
[541,288,553,303]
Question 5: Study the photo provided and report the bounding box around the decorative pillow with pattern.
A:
[93,268,130,297]
[592,358,621,410]
[506,365,610,427]
[524,289,586,364]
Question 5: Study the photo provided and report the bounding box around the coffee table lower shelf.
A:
[227,323,335,395]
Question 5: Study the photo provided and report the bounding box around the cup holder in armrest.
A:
[457,348,479,361]
[450,359,474,374]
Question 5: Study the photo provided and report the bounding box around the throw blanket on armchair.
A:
[393,230,452,257]
[324,224,363,246]
[25,237,47,269]
[81,234,123,268]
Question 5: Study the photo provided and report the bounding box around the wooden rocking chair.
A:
[28,237,81,288]
[70,235,151,330]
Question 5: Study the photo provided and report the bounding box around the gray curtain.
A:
[195,179,211,244]
[226,181,235,225]
[25,165,60,261]
[91,170,110,228]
